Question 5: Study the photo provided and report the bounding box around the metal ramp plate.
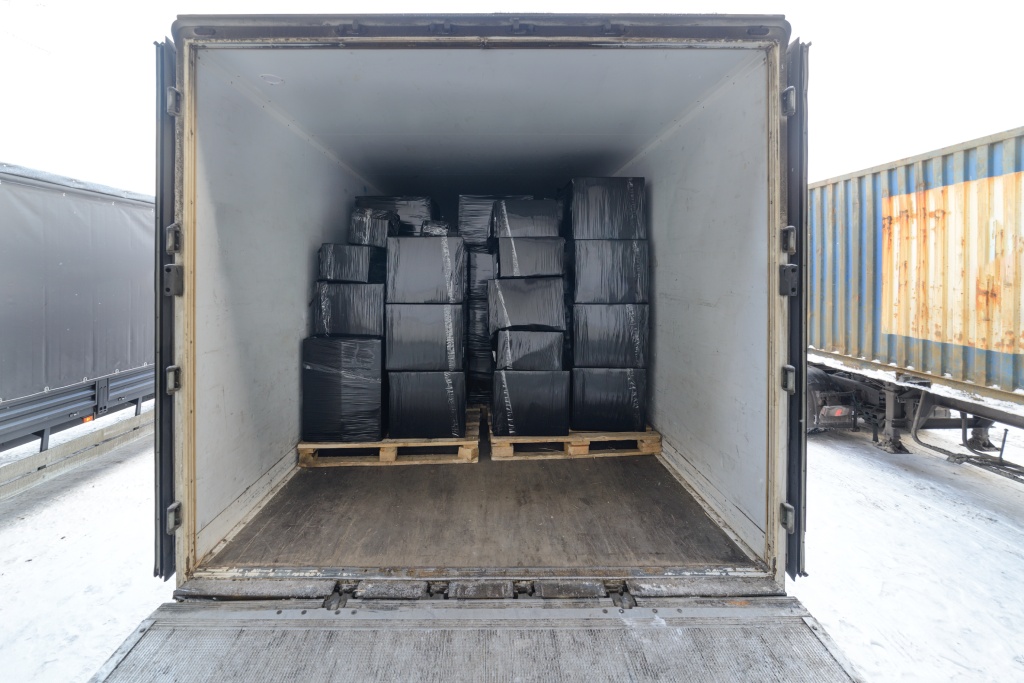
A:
[93,597,857,682]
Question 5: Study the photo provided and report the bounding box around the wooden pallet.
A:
[489,424,662,461]
[298,408,481,467]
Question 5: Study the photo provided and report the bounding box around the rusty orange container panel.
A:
[809,127,1024,397]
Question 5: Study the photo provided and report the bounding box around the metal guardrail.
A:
[0,367,155,452]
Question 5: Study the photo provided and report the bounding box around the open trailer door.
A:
[784,39,809,580]
[92,589,857,681]
[154,38,177,581]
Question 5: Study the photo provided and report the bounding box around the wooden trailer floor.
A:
[207,454,754,572]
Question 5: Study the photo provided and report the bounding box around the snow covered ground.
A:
[791,425,1024,681]
[1,423,1022,681]
[0,437,171,683]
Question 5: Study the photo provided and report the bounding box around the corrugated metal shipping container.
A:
[808,127,1024,399]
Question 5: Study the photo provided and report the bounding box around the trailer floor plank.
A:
[208,455,753,571]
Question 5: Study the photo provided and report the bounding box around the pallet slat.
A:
[298,408,481,467]
[490,424,661,461]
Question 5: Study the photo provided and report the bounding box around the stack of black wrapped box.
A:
[487,199,570,436]
[458,195,531,404]
[567,178,650,432]
[385,226,468,439]
[302,207,396,442]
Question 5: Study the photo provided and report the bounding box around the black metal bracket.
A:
[163,264,183,297]
[779,265,799,296]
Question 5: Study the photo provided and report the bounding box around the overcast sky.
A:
[1,0,1020,194]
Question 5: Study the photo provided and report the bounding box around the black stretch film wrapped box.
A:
[356,196,437,235]
[467,299,490,355]
[349,208,399,248]
[569,177,647,240]
[421,220,453,236]
[492,199,561,238]
[495,330,563,371]
[301,337,383,442]
[492,370,570,437]
[386,236,466,304]
[571,368,648,432]
[458,194,531,250]
[487,277,566,335]
[311,282,384,337]
[317,244,386,283]
[468,252,498,300]
[497,237,565,278]
[573,304,649,368]
[573,240,650,304]
[388,371,466,438]
[386,304,465,371]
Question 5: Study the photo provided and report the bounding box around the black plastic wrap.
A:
[467,299,490,355]
[569,177,647,240]
[348,208,399,248]
[317,243,386,283]
[311,282,384,337]
[467,355,494,405]
[355,196,437,235]
[421,220,452,236]
[467,377,492,406]
[573,240,650,304]
[386,236,466,304]
[492,199,561,238]
[491,370,570,437]
[468,252,498,300]
[495,330,563,371]
[571,368,648,432]
[301,337,383,442]
[388,371,466,438]
[385,304,465,371]
[487,277,566,335]
[572,304,649,368]
[457,194,531,250]
[497,237,565,278]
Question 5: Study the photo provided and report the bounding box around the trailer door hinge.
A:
[165,223,182,255]
[165,365,181,394]
[782,365,797,394]
[780,225,797,255]
[781,86,797,117]
[166,87,181,117]
[780,502,796,534]
[779,264,799,296]
[166,501,182,535]
[163,264,183,297]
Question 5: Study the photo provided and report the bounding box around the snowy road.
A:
[1,427,1023,681]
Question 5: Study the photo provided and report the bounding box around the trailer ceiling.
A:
[201,46,764,198]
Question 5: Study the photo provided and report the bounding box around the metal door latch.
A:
[780,225,797,255]
[782,365,797,394]
[781,86,797,117]
[165,223,182,255]
[166,501,182,534]
[165,366,182,394]
[780,502,795,534]
[166,87,182,117]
